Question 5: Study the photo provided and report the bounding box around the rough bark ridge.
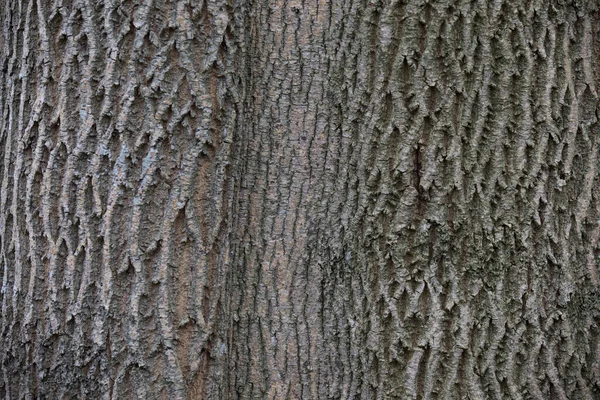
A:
[2,0,600,399]
[0,0,242,397]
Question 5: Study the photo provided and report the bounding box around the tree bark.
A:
[1,0,600,399]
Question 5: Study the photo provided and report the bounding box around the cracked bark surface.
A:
[1,0,600,398]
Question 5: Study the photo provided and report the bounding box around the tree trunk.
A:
[1,0,600,398]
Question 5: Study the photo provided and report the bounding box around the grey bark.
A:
[1,0,600,399]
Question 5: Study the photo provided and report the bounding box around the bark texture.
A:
[1,0,600,399]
